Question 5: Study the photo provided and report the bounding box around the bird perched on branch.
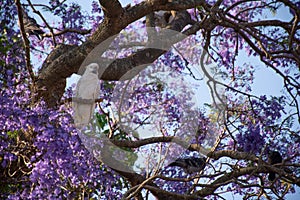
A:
[268,151,300,187]
[73,63,100,128]
[21,11,45,40]
[168,157,206,174]
[268,150,283,181]
[267,150,300,187]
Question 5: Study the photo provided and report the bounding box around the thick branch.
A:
[207,150,259,162]
[43,28,91,37]
[110,136,209,156]
[99,0,123,18]
[36,0,206,107]
[99,141,180,199]
[195,165,262,197]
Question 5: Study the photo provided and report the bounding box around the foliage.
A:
[0,0,299,199]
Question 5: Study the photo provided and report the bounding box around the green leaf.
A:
[95,113,107,130]
[6,130,19,139]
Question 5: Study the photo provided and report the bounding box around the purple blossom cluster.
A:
[90,1,103,32]
[236,123,265,153]
[0,3,122,198]
[112,78,185,136]
[30,0,104,53]
[0,0,26,82]
[235,96,286,153]
[159,51,187,72]
[155,168,194,194]
[51,2,89,44]
[0,77,123,199]
[251,95,285,125]
[1,0,299,198]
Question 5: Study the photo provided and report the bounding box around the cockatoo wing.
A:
[73,63,100,128]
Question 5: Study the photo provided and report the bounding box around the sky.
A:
[28,0,299,199]
[75,1,300,199]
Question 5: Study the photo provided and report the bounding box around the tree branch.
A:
[37,0,207,107]
[207,150,259,162]
[43,28,91,37]
[15,0,36,85]
[99,0,123,18]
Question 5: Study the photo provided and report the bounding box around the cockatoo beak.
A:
[92,68,97,74]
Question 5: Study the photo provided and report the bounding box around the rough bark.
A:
[35,0,206,107]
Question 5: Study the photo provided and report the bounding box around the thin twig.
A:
[15,0,36,85]
[26,0,57,46]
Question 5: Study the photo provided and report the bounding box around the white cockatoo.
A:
[73,63,100,128]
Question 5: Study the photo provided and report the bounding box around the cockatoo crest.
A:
[73,63,100,128]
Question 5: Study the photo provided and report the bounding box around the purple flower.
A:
[236,123,264,153]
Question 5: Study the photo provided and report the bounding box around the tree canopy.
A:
[0,0,299,199]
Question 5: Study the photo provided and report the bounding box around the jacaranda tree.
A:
[0,0,299,199]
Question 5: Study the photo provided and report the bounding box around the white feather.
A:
[73,63,100,128]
